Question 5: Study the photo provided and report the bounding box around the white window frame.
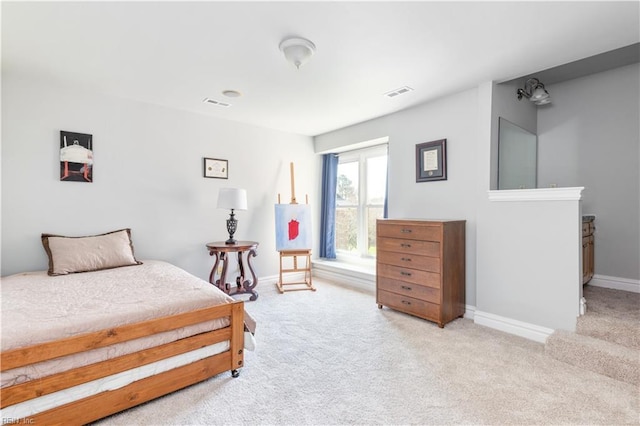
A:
[335,144,388,265]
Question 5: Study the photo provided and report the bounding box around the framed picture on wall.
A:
[203,158,228,179]
[416,139,447,182]
[60,131,93,182]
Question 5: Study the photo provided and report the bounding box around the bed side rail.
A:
[1,300,243,371]
[1,300,244,409]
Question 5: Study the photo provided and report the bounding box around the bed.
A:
[1,229,253,424]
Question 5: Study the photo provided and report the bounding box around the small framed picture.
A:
[416,139,447,182]
[60,131,93,182]
[203,158,228,179]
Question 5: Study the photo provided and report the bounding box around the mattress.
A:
[1,341,230,419]
[1,260,236,388]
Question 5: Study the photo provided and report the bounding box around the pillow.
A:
[42,228,142,276]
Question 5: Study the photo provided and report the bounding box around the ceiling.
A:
[2,2,639,137]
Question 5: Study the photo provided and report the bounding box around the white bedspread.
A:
[1,260,236,388]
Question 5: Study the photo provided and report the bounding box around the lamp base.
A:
[225,211,238,245]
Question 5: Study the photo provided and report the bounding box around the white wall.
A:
[1,71,318,282]
[315,89,479,306]
[538,63,640,281]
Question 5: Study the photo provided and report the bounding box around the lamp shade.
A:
[530,86,549,102]
[516,78,551,106]
[217,188,247,210]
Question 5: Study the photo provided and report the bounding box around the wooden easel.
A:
[276,162,316,293]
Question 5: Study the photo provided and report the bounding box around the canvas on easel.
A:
[275,162,316,293]
[274,203,312,251]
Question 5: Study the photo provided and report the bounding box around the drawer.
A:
[377,277,440,304]
[377,263,441,289]
[377,223,442,242]
[377,237,440,257]
[377,289,440,321]
[377,250,441,273]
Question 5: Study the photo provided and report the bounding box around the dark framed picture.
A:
[416,139,447,182]
[60,131,93,182]
[203,157,228,179]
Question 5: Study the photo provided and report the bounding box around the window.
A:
[335,145,388,260]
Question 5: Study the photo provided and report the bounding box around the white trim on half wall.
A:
[487,187,584,202]
[474,310,555,343]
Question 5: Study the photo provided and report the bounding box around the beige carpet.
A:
[95,279,639,425]
[546,286,640,386]
[579,286,640,350]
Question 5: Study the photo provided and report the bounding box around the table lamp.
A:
[217,188,248,244]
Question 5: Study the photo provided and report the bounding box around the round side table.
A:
[206,241,259,301]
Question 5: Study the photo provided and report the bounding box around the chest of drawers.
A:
[376,219,466,328]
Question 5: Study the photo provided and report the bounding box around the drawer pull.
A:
[401,229,412,233]
[401,300,412,305]
[400,271,412,276]
[401,285,412,291]
[401,257,411,262]
[400,243,412,248]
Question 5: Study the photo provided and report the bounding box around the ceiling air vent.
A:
[203,98,231,107]
[384,86,414,98]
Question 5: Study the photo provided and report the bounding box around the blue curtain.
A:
[384,165,389,218]
[383,145,389,218]
[319,153,339,259]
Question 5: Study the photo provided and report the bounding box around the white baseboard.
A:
[260,273,309,287]
[311,262,375,294]
[463,305,475,320]
[474,310,554,344]
[310,261,477,317]
[259,274,281,286]
[588,274,640,293]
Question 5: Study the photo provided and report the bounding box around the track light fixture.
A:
[517,78,551,106]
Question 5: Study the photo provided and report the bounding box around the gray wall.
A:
[3,60,635,337]
[315,89,480,307]
[1,71,318,280]
[477,197,582,330]
[498,118,537,190]
[538,63,640,281]
[490,80,538,190]
[316,81,586,333]
[475,81,582,332]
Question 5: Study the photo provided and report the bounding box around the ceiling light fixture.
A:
[222,90,242,98]
[517,78,551,106]
[279,37,316,69]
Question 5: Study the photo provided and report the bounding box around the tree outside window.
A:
[335,145,387,259]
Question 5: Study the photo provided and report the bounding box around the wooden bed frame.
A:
[1,299,245,425]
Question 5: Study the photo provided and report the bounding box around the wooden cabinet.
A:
[376,219,465,328]
[582,217,595,285]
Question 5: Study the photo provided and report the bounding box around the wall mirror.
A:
[498,117,537,190]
